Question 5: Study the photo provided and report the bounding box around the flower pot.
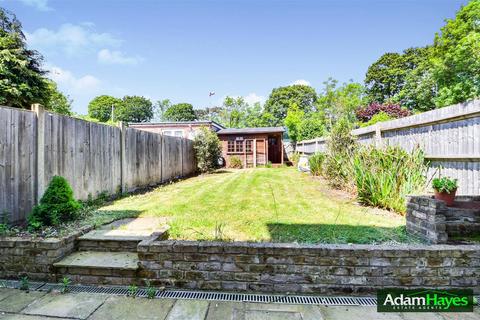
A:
[434,189,457,206]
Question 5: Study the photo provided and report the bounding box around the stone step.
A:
[54,251,140,285]
[77,217,169,252]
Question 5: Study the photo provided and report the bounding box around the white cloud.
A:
[17,0,51,11]
[291,79,311,86]
[97,49,143,65]
[47,65,101,94]
[26,23,122,56]
[243,93,265,105]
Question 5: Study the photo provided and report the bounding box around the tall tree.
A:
[364,48,427,105]
[431,0,480,107]
[43,80,73,115]
[220,96,247,128]
[88,95,122,122]
[0,8,48,108]
[115,95,153,123]
[264,85,317,126]
[154,99,171,121]
[163,103,197,121]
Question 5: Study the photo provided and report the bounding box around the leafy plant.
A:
[359,111,393,127]
[432,177,458,194]
[193,127,222,173]
[353,146,427,213]
[323,117,357,189]
[28,176,81,229]
[127,284,138,297]
[19,276,29,291]
[265,161,272,168]
[289,152,301,167]
[229,155,243,169]
[308,153,325,176]
[355,103,410,123]
[60,277,71,293]
[145,280,156,299]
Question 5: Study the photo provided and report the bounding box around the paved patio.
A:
[0,288,478,320]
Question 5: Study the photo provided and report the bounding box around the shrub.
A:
[229,155,243,169]
[323,117,357,189]
[308,153,325,176]
[289,152,301,167]
[359,111,393,127]
[28,176,81,229]
[432,177,458,194]
[353,146,427,213]
[355,103,411,123]
[193,127,222,173]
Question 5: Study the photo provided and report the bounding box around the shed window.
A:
[245,140,252,153]
[235,140,244,152]
[227,140,235,153]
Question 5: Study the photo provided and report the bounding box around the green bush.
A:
[193,127,222,173]
[308,153,325,176]
[432,177,458,194]
[323,117,357,189]
[353,146,427,213]
[360,111,393,127]
[289,152,301,167]
[229,155,243,169]
[28,176,81,229]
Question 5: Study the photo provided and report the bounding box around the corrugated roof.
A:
[217,127,285,135]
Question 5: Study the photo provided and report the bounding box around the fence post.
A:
[119,121,127,193]
[32,104,45,204]
[375,125,383,148]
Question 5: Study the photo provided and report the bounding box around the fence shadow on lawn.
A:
[266,223,412,244]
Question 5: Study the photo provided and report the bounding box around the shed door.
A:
[256,140,266,165]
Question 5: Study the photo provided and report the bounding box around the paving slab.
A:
[79,217,169,241]
[206,302,244,320]
[166,299,209,320]
[0,290,46,313]
[21,292,108,319]
[319,306,404,320]
[243,303,323,320]
[0,314,70,320]
[0,289,16,302]
[53,251,139,270]
[440,311,480,320]
[88,296,174,320]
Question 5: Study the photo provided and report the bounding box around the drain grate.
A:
[0,279,478,307]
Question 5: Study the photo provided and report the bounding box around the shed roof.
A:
[217,127,285,135]
[129,120,225,130]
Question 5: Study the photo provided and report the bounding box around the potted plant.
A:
[432,176,458,206]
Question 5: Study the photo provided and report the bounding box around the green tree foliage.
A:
[298,113,325,141]
[28,176,81,229]
[284,104,304,143]
[264,85,317,125]
[220,96,248,128]
[87,95,122,122]
[432,0,480,107]
[359,111,393,127]
[43,80,72,115]
[154,99,171,121]
[195,106,223,122]
[364,48,428,105]
[115,95,153,123]
[193,127,222,173]
[0,8,48,108]
[317,78,366,129]
[163,103,197,121]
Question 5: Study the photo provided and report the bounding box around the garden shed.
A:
[217,127,285,168]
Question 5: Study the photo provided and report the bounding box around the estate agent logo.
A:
[377,289,474,312]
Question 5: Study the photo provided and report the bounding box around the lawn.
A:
[99,167,413,244]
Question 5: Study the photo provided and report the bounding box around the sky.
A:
[1,0,469,115]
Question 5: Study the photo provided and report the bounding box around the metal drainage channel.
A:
[1,280,479,307]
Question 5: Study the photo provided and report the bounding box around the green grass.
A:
[99,167,414,244]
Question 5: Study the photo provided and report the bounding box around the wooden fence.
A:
[0,105,196,224]
[296,100,480,195]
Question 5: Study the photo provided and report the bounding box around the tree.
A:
[0,8,48,108]
[193,127,222,173]
[163,103,197,121]
[154,99,171,121]
[220,96,247,128]
[87,95,122,122]
[298,113,325,141]
[431,0,480,107]
[195,106,224,122]
[264,85,317,125]
[43,80,72,115]
[284,104,304,143]
[364,48,428,105]
[115,96,153,123]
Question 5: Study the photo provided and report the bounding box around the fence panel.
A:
[0,107,37,224]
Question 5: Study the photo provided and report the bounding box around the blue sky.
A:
[1,0,469,114]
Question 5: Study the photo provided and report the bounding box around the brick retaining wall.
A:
[138,240,480,294]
